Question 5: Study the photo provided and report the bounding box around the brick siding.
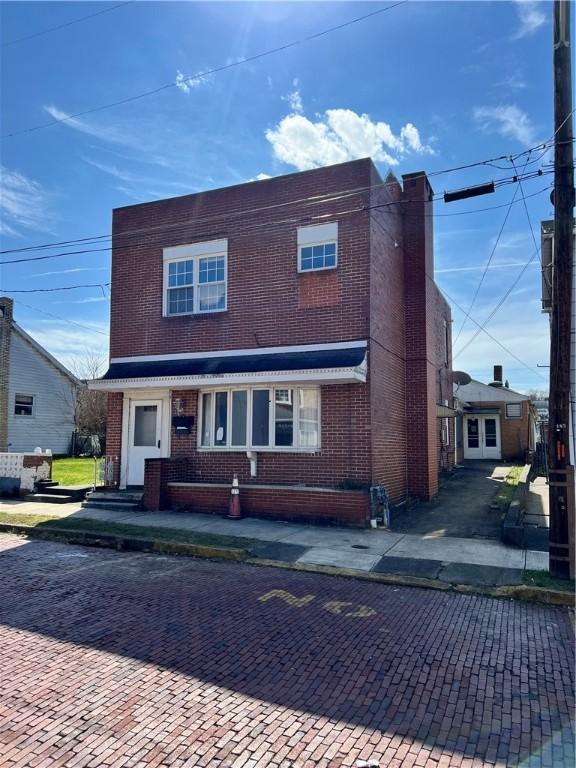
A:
[106,159,452,523]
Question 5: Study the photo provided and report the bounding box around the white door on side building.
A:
[464,415,501,460]
[127,400,162,485]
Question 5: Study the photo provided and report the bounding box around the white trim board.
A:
[89,364,367,392]
[110,340,368,365]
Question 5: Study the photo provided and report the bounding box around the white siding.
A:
[7,332,76,454]
[571,254,576,464]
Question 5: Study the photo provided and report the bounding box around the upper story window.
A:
[14,394,34,417]
[297,222,338,273]
[163,239,227,317]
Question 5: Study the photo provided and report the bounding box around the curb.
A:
[0,524,572,608]
[245,558,576,608]
[0,522,247,563]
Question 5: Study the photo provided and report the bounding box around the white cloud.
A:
[512,0,546,39]
[473,104,536,145]
[436,261,537,274]
[266,108,434,172]
[0,166,52,237]
[32,267,109,278]
[43,105,126,144]
[23,322,109,371]
[175,69,209,95]
[282,89,304,115]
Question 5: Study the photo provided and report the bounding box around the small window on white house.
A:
[298,222,338,272]
[163,240,227,316]
[506,403,522,419]
[14,394,34,417]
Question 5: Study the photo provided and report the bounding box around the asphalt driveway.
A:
[392,462,513,539]
[0,534,573,767]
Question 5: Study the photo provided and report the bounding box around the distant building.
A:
[0,297,79,455]
[454,365,536,463]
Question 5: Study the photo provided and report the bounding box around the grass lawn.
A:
[0,511,256,551]
[52,458,98,486]
[523,569,575,594]
[494,464,524,512]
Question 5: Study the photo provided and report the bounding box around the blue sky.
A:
[0,0,554,391]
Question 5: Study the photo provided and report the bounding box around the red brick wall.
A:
[168,385,371,488]
[110,160,373,360]
[368,169,407,503]
[167,483,370,527]
[106,392,123,486]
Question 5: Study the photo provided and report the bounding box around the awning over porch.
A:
[89,341,368,391]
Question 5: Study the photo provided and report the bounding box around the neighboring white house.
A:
[0,297,80,455]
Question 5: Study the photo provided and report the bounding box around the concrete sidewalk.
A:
[0,497,548,586]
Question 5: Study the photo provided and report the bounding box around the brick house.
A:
[91,158,454,527]
[454,366,536,463]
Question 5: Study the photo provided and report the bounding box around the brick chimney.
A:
[489,364,503,388]
[402,172,439,500]
[0,297,14,452]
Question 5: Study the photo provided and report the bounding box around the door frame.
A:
[120,390,171,488]
[463,414,502,460]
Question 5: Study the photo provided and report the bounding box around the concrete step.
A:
[37,480,59,488]
[86,491,143,503]
[81,499,141,513]
[36,484,92,502]
[25,493,76,504]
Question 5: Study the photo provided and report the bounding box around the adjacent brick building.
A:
[91,158,454,527]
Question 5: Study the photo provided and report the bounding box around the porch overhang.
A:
[89,341,368,392]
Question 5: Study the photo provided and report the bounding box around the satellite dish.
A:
[452,371,471,386]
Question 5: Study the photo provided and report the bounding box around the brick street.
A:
[0,534,574,768]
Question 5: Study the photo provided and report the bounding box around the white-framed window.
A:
[163,239,227,316]
[14,393,34,417]
[199,386,320,451]
[297,222,338,272]
[506,402,522,419]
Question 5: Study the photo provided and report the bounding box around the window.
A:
[506,402,522,419]
[163,240,227,316]
[298,222,338,272]
[14,394,34,417]
[199,387,320,451]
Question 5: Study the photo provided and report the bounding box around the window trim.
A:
[505,402,523,419]
[197,385,321,453]
[14,393,35,418]
[297,222,338,273]
[162,240,228,317]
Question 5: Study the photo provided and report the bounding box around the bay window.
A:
[199,386,320,451]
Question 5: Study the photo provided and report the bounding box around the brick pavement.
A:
[0,534,574,768]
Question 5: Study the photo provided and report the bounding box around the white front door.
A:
[127,400,162,485]
[464,415,501,460]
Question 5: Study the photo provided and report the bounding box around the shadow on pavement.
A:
[0,536,574,767]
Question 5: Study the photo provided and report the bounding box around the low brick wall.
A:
[167,482,370,528]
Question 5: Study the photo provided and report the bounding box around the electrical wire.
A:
[1,283,110,293]
[2,2,133,47]
[11,298,109,337]
[2,2,407,139]
[0,171,554,268]
[369,209,547,382]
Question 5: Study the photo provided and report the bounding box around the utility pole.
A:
[549,0,574,580]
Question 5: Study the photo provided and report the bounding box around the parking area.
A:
[0,533,574,768]
[392,462,512,539]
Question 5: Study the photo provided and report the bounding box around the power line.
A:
[11,299,109,337]
[0,171,553,268]
[2,2,407,139]
[1,283,110,293]
[369,209,547,381]
[0,146,559,256]
[2,1,132,47]
[450,152,535,348]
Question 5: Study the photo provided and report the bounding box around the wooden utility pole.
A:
[549,0,574,579]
